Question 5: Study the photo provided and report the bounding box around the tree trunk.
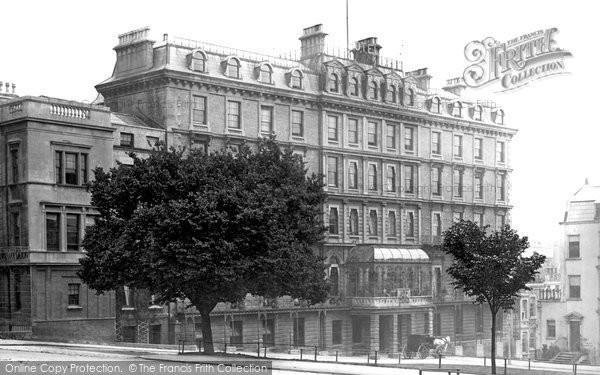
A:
[199,303,217,354]
[490,307,497,375]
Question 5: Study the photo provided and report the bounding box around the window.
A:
[14,272,21,311]
[496,174,506,201]
[431,97,441,113]
[332,320,342,345]
[368,81,378,100]
[404,126,414,152]
[367,121,377,146]
[368,164,377,191]
[142,137,158,150]
[475,138,483,160]
[454,169,463,198]
[433,313,442,336]
[432,167,442,196]
[327,157,338,187]
[386,124,396,149]
[474,105,483,121]
[497,141,506,163]
[453,212,463,222]
[431,132,441,155]
[120,133,134,147]
[349,77,359,96]
[475,174,484,199]
[424,313,430,334]
[192,96,206,124]
[404,165,414,194]
[386,165,396,192]
[329,264,339,296]
[328,116,339,141]
[496,214,506,230]
[547,320,556,339]
[348,118,359,144]
[454,305,463,334]
[10,211,21,246]
[230,321,243,345]
[227,101,241,129]
[387,85,396,103]
[46,213,60,251]
[474,213,484,227]
[260,106,273,133]
[349,209,359,235]
[329,207,339,235]
[407,211,415,237]
[329,73,339,92]
[68,283,80,306]
[191,51,206,72]
[388,211,397,236]
[453,135,463,158]
[569,275,581,299]
[290,70,303,89]
[369,210,378,236]
[407,89,415,106]
[495,109,504,125]
[10,146,19,183]
[568,236,580,258]
[55,151,88,186]
[348,162,358,189]
[66,214,80,251]
[476,305,484,333]
[521,299,528,320]
[293,317,305,346]
[452,101,462,117]
[432,213,442,236]
[226,58,240,78]
[260,64,272,84]
[291,110,304,137]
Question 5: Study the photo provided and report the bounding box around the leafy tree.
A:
[441,221,545,374]
[78,139,329,353]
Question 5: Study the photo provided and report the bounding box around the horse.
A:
[433,336,451,355]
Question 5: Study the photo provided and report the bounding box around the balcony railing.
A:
[537,287,561,301]
[0,247,29,263]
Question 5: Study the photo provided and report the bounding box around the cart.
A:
[402,334,435,359]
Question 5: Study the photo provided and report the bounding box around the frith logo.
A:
[462,28,572,92]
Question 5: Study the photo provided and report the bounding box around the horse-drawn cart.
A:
[402,334,450,359]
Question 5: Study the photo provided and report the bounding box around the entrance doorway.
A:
[569,321,581,351]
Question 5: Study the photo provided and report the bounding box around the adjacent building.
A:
[92,25,517,355]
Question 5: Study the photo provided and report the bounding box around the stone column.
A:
[392,314,399,354]
[370,314,380,352]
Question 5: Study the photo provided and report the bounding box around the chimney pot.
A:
[11,83,16,94]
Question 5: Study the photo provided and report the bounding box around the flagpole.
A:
[346,0,349,54]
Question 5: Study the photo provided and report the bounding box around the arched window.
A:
[349,208,359,235]
[290,69,303,89]
[496,109,505,124]
[452,101,463,117]
[369,210,378,236]
[329,257,340,296]
[369,81,378,100]
[329,73,339,93]
[349,77,359,96]
[431,97,441,113]
[407,88,415,106]
[388,211,397,236]
[329,207,339,235]
[190,50,207,72]
[259,63,272,84]
[474,105,483,121]
[226,57,241,78]
[388,85,396,103]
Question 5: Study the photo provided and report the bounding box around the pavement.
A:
[2,339,600,375]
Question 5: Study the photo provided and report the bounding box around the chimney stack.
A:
[299,24,328,60]
[113,26,155,76]
[443,77,467,96]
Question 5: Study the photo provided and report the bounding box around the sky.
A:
[1,0,598,254]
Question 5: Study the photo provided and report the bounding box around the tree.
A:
[441,220,545,374]
[78,139,329,353]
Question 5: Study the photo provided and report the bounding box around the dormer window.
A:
[369,81,378,100]
[407,88,415,106]
[225,57,241,79]
[290,69,303,89]
[474,105,483,121]
[495,109,505,125]
[329,73,339,93]
[349,77,359,96]
[259,63,273,84]
[387,85,396,103]
[452,101,463,117]
[431,97,441,113]
[190,50,207,73]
